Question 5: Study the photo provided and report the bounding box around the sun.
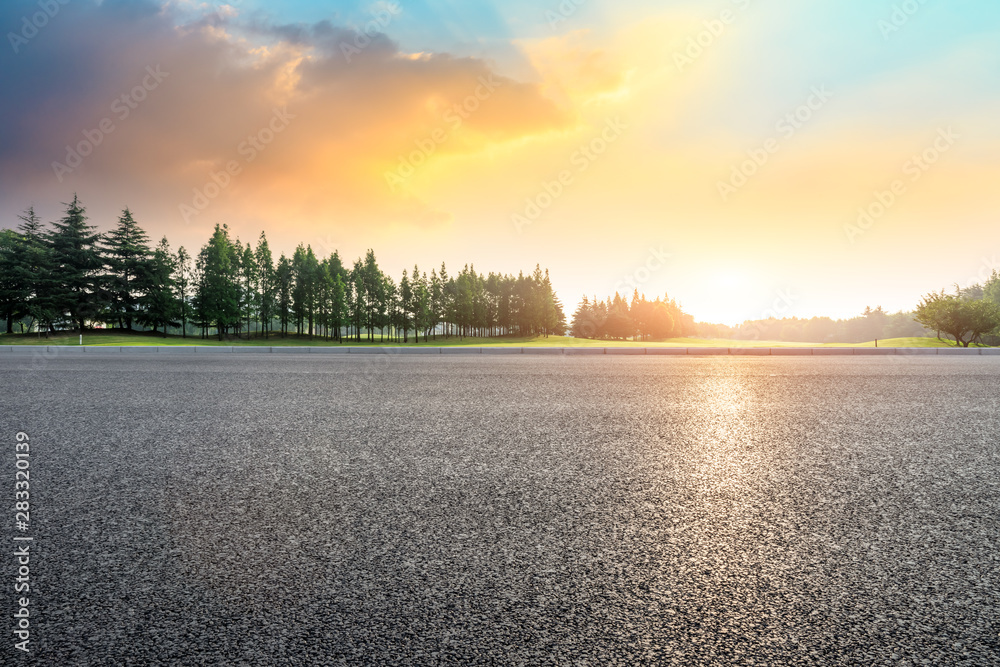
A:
[715,271,749,290]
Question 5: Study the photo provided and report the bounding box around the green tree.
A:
[291,244,309,335]
[412,266,430,343]
[331,272,347,342]
[103,207,152,330]
[256,233,275,339]
[914,290,1000,347]
[362,250,382,342]
[139,237,179,336]
[240,242,258,338]
[46,195,105,332]
[399,269,413,343]
[11,208,54,332]
[174,246,192,338]
[648,299,675,340]
[604,293,632,340]
[194,224,240,340]
[570,295,596,338]
[0,228,22,333]
[275,253,293,337]
[983,270,1000,307]
[303,246,320,337]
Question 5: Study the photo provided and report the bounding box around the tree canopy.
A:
[913,289,1000,347]
[571,290,694,341]
[1,197,566,341]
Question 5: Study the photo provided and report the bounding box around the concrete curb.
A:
[1,346,995,356]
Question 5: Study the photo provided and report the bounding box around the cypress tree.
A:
[46,195,105,332]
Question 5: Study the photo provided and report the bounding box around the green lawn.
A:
[0,330,986,348]
[824,336,989,348]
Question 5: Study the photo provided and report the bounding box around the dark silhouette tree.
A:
[46,195,105,332]
[140,237,179,336]
[103,207,152,330]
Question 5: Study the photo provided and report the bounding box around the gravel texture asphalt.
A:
[2,354,999,666]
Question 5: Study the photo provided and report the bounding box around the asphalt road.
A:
[2,354,999,665]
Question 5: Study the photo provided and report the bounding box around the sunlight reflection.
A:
[690,370,764,499]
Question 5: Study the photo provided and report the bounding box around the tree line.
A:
[0,196,567,341]
[697,273,1000,347]
[697,307,931,344]
[570,292,696,341]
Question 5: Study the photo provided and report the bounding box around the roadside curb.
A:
[1,346,995,355]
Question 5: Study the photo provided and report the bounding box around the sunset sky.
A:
[2,0,998,325]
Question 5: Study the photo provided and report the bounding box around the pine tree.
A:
[174,247,192,338]
[362,250,381,342]
[429,268,443,340]
[291,245,308,335]
[275,253,292,337]
[331,272,346,342]
[46,195,105,332]
[12,208,52,332]
[195,224,240,340]
[399,269,412,343]
[412,266,429,343]
[256,233,275,339]
[240,242,258,338]
[103,207,152,330]
[303,246,319,337]
[140,237,179,336]
[2,198,576,343]
[0,227,25,333]
[570,295,596,338]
